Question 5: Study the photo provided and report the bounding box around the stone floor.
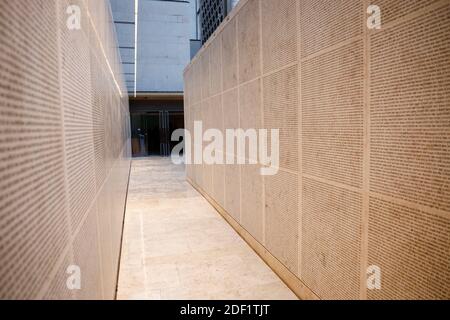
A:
[117,157,297,300]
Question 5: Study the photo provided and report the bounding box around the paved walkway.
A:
[117,157,297,300]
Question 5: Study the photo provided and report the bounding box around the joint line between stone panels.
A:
[219,22,226,209]
[236,7,242,224]
[360,0,371,301]
[87,1,109,301]
[94,193,106,299]
[267,166,300,177]
[301,173,363,195]
[261,61,299,80]
[36,0,75,300]
[369,191,450,219]
[300,35,363,63]
[208,38,215,201]
[209,91,224,100]
[221,63,297,94]
[258,0,266,247]
[296,0,303,280]
[222,72,264,95]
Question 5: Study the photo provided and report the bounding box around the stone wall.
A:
[0,0,131,299]
[184,0,450,300]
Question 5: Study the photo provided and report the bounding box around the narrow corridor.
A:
[117,158,297,300]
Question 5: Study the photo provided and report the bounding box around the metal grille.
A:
[199,0,227,44]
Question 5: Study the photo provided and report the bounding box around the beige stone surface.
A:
[184,0,450,300]
[0,0,130,299]
[117,158,297,300]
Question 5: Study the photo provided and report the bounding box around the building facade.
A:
[197,0,240,44]
[110,0,197,157]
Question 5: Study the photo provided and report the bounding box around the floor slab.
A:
[117,157,298,300]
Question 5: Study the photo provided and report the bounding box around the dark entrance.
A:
[129,93,184,158]
[131,111,185,158]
